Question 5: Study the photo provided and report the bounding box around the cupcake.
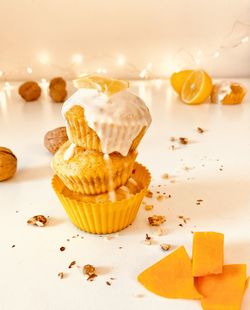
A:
[211,81,246,104]
[62,75,151,156]
[52,162,151,234]
[52,140,137,195]
[51,75,152,234]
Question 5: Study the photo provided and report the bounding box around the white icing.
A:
[62,89,152,156]
[63,143,76,161]
[103,153,116,202]
[215,81,232,103]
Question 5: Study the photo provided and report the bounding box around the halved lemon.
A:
[73,75,129,96]
[181,70,212,105]
[170,70,193,94]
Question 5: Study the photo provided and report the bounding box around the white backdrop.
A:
[0,0,249,80]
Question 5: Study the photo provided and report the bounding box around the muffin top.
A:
[52,141,137,178]
[62,89,151,155]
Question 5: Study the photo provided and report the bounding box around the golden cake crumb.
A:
[148,215,166,226]
[144,204,154,211]
[160,243,171,251]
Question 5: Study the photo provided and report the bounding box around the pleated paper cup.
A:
[52,162,151,234]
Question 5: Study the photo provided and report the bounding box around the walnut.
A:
[0,147,17,181]
[148,215,166,226]
[49,77,67,103]
[18,81,41,102]
[44,127,68,154]
[27,215,47,227]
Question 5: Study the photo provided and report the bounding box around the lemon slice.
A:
[181,70,212,104]
[170,70,193,94]
[73,75,129,96]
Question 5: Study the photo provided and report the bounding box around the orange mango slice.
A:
[195,264,247,310]
[137,246,201,299]
[192,232,224,277]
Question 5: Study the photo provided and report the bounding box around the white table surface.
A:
[0,79,250,310]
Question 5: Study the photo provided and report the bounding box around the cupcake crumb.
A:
[178,215,190,224]
[83,264,97,281]
[197,127,204,133]
[136,294,145,298]
[145,190,153,198]
[106,281,111,286]
[27,215,47,227]
[179,137,188,145]
[156,195,164,201]
[60,246,66,252]
[144,234,152,245]
[58,272,64,279]
[148,215,166,226]
[68,261,76,269]
[160,243,171,251]
[144,204,154,211]
[161,173,169,179]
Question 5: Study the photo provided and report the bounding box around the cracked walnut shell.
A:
[0,147,17,181]
[44,127,68,154]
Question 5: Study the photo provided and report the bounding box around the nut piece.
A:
[0,147,17,181]
[83,264,97,281]
[145,190,153,198]
[144,233,152,245]
[58,272,64,279]
[160,243,171,251]
[179,137,188,145]
[27,215,47,227]
[148,215,166,226]
[83,264,96,276]
[18,81,41,102]
[49,77,67,103]
[144,204,154,211]
[44,127,68,154]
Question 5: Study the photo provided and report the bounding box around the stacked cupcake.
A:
[52,75,152,234]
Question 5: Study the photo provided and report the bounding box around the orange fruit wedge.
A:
[170,70,193,94]
[73,75,129,96]
[181,70,212,105]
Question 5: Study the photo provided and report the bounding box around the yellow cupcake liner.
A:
[52,162,151,234]
[66,112,146,153]
[55,157,136,195]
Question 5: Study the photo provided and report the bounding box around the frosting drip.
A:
[62,89,151,155]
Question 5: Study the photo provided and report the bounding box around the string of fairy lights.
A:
[0,17,249,91]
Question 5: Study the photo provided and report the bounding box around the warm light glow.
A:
[146,62,153,69]
[117,55,126,66]
[26,67,32,74]
[0,70,3,77]
[139,69,147,79]
[39,53,50,64]
[96,68,107,74]
[153,79,163,88]
[241,36,249,43]
[72,54,83,64]
[213,51,220,58]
